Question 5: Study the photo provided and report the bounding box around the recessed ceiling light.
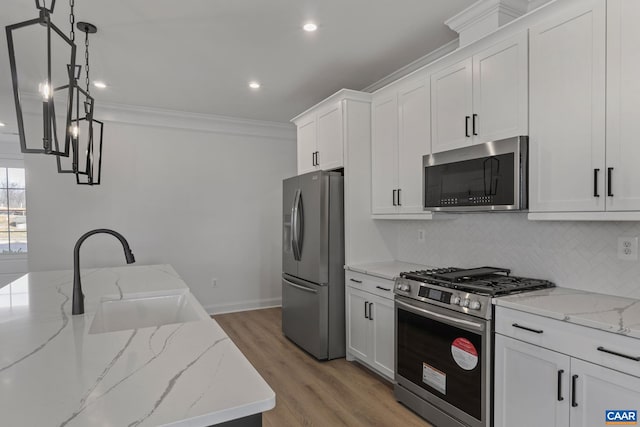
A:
[0,122,5,127]
[303,22,318,32]
[249,81,261,89]
[93,81,107,89]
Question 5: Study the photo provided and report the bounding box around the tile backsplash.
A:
[393,213,640,299]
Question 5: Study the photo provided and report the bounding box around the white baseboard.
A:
[205,297,282,315]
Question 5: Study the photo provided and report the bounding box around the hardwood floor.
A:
[214,308,431,427]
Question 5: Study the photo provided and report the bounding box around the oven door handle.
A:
[396,299,485,332]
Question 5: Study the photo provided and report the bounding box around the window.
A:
[0,167,27,254]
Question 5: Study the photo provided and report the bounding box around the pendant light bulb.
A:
[39,82,52,99]
[70,124,79,139]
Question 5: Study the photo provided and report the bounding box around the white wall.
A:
[24,107,296,313]
[391,214,640,299]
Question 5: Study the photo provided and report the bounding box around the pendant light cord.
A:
[69,0,75,42]
[85,31,90,96]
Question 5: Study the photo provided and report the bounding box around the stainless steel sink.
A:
[89,290,209,334]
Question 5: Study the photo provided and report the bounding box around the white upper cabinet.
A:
[296,115,317,175]
[293,100,342,174]
[316,102,344,172]
[371,90,399,214]
[473,32,528,143]
[605,0,640,212]
[292,91,369,175]
[371,73,431,216]
[398,76,430,213]
[529,0,606,213]
[431,32,528,154]
[431,58,473,153]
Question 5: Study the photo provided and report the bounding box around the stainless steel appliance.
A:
[282,170,345,360]
[423,136,528,212]
[394,267,554,427]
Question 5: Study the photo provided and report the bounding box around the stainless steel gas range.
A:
[394,267,554,427]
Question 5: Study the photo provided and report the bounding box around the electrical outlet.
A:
[211,277,218,287]
[418,229,425,243]
[617,237,638,261]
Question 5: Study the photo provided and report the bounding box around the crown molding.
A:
[290,89,372,123]
[446,0,529,46]
[362,39,459,94]
[19,95,296,142]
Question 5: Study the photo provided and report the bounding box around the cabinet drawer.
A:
[495,306,640,378]
[345,271,395,300]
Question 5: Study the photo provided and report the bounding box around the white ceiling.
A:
[0,0,474,132]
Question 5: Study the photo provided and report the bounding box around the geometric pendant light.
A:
[5,0,77,156]
[73,22,103,186]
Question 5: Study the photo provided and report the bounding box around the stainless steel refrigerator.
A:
[282,170,345,360]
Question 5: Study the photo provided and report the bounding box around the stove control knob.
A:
[397,283,411,292]
[469,300,481,310]
[461,298,470,308]
[452,296,461,305]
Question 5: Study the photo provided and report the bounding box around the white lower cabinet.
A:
[569,358,640,427]
[495,334,570,427]
[494,307,640,427]
[345,271,395,380]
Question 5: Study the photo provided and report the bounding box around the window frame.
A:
[0,156,27,259]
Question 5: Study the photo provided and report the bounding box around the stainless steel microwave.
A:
[423,136,528,212]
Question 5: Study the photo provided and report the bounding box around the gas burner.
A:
[400,266,554,297]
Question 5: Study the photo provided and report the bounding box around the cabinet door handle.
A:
[512,323,544,334]
[393,189,397,206]
[350,278,363,284]
[557,369,564,401]
[312,152,315,166]
[315,151,319,166]
[571,375,578,407]
[364,300,369,319]
[472,113,478,136]
[593,169,600,197]
[607,167,614,197]
[368,302,373,320]
[597,346,640,361]
[376,285,391,292]
[397,188,402,206]
[465,116,471,137]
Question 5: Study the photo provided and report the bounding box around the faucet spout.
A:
[72,229,136,315]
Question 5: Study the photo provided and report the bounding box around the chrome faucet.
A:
[72,229,136,315]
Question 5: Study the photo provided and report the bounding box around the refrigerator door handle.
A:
[296,190,304,258]
[291,188,301,260]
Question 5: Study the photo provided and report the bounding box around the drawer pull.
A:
[376,285,391,292]
[571,375,578,407]
[557,369,564,401]
[597,346,640,361]
[350,278,363,284]
[512,323,544,334]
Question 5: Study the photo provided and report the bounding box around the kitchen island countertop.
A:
[494,286,640,340]
[0,264,275,426]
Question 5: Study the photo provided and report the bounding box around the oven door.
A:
[395,296,490,427]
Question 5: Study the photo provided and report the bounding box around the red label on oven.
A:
[451,337,478,370]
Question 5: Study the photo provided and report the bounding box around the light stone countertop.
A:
[0,264,275,427]
[494,287,640,340]
[345,260,430,281]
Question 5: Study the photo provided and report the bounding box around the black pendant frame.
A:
[6,8,76,156]
[75,117,103,186]
[56,77,95,175]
